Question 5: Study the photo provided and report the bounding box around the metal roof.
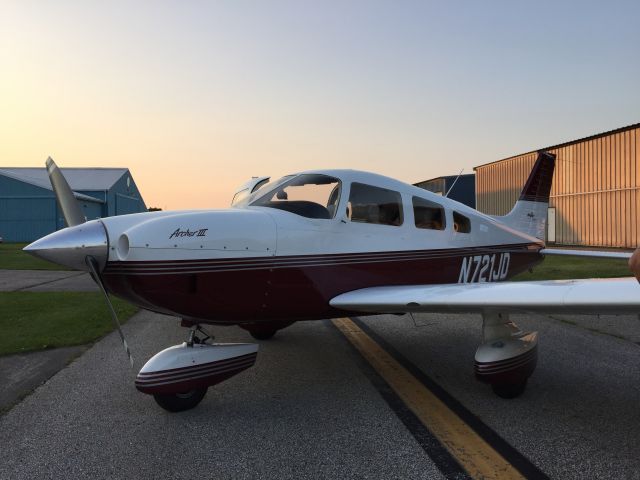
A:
[0,167,131,203]
[474,122,640,170]
[414,173,475,185]
[0,167,128,190]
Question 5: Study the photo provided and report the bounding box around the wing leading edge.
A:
[330,277,640,315]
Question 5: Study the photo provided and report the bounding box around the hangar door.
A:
[547,208,556,243]
[116,193,144,215]
[0,197,56,242]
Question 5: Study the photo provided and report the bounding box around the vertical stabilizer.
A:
[493,151,555,240]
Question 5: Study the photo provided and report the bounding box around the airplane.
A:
[23,153,640,412]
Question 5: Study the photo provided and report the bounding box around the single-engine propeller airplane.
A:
[24,153,640,412]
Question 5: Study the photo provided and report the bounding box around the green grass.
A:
[0,292,138,356]
[0,243,70,270]
[513,255,631,281]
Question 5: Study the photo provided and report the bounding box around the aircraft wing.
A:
[330,277,640,315]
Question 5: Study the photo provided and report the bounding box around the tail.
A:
[493,151,556,240]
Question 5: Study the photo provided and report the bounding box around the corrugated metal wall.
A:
[475,125,640,248]
[0,175,56,242]
[1,168,147,242]
[115,193,145,215]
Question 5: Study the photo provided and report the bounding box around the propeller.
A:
[45,156,134,367]
[86,255,134,367]
[46,157,86,227]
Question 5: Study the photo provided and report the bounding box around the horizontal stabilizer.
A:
[541,248,632,260]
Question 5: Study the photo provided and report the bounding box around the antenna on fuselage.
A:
[444,169,464,198]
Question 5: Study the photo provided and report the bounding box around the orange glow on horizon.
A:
[2,2,638,211]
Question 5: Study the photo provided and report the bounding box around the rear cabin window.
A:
[413,197,445,230]
[348,183,403,226]
[453,211,471,233]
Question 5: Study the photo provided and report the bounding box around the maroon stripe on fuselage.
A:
[102,243,543,324]
[104,244,537,274]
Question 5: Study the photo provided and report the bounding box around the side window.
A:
[453,211,471,233]
[413,197,445,230]
[348,183,403,226]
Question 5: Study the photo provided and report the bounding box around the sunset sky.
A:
[2,1,639,209]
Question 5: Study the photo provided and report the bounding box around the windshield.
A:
[250,174,341,219]
[243,175,293,206]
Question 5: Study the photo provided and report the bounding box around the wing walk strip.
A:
[332,317,548,480]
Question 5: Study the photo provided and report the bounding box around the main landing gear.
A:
[240,321,294,341]
[475,312,538,399]
[135,325,259,412]
[248,328,277,340]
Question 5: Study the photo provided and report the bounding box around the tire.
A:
[491,380,527,399]
[153,388,207,412]
[249,329,277,340]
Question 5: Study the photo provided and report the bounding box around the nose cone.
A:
[23,220,109,271]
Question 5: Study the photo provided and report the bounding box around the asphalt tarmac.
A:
[2,307,640,478]
[364,312,640,479]
[0,311,443,480]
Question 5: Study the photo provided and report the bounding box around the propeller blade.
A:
[86,255,134,368]
[46,156,86,227]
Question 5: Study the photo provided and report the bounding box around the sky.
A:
[1,1,639,209]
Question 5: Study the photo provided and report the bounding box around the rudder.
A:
[493,151,556,240]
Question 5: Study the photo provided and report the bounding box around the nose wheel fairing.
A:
[135,342,258,396]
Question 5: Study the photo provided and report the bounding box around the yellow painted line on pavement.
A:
[333,317,525,480]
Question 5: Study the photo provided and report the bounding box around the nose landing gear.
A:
[136,325,259,412]
[153,387,209,412]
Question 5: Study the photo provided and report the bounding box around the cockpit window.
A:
[347,183,403,226]
[413,196,445,230]
[246,175,294,205]
[250,174,341,219]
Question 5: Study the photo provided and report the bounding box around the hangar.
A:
[475,122,640,248]
[0,167,147,242]
[414,174,476,208]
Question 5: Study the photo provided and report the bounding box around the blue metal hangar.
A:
[0,167,147,242]
[414,174,476,208]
